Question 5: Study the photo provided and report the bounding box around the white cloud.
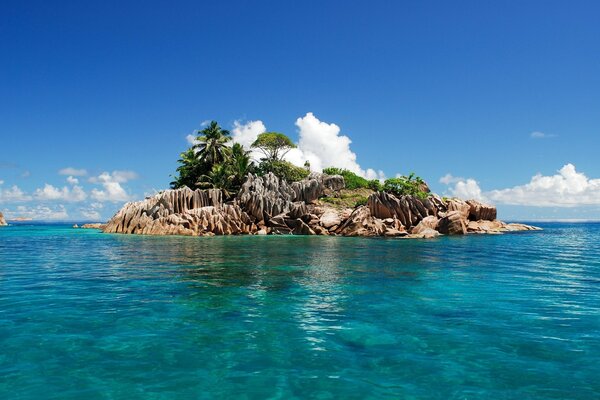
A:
[9,205,68,220]
[0,180,3,185]
[441,163,600,207]
[186,134,199,146]
[0,185,32,202]
[59,167,87,176]
[530,131,557,139]
[449,179,486,201]
[289,112,383,179]
[89,171,135,202]
[66,176,79,185]
[232,120,266,149]
[35,184,87,202]
[439,173,464,185]
[487,164,600,207]
[78,202,105,220]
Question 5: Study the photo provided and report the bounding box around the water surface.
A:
[1,223,599,399]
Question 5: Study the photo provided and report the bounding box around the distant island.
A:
[98,121,540,238]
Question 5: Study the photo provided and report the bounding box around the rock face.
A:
[438,211,467,235]
[0,211,7,226]
[466,200,497,221]
[103,173,540,238]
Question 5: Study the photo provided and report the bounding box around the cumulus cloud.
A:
[441,163,600,207]
[66,176,79,185]
[439,173,464,185]
[449,179,486,201]
[89,171,136,202]
[9,205,68,220]
[288,112,384,179]
[59,167,87,176]
[487,164,600,206]
[35,184,87,202]
[186,134,199,146]
[79,202,104,220]
[232,120,266,149]
[530,131,557,139]
[0,185,32,202]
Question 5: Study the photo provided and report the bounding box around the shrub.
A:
[323,167,372,189]
[383,174,428,199]
[354,196,368,207]
[257,160,309,182]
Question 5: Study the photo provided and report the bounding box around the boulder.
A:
[336,206,386,237]
[411,216,439,234]
[0,212,6,226]
[81,223,106,230]
[466,200,497,221]
[367,192,434,229]
[319,210,342,228]
[446,198,470,220]
[437,210,467,235]
[408,228,440,239]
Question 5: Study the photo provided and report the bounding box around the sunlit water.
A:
[1,223,599,399]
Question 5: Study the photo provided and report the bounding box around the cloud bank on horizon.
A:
[441,163,600,207]
[1,112,600,220]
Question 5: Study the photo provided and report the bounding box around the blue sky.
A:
[1,0,600,221]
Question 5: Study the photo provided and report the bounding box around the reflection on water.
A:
[0,223,599,399]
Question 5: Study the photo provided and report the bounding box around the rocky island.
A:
[100,121,539,238]
[102,172,539,238]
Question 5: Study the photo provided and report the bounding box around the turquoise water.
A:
[1,223,599,399]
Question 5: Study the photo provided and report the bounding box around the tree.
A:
[170,148,206,189]
[197,163,234,197]
[193,121,232,165]
[229,143,254,188]
[251,132,296,161]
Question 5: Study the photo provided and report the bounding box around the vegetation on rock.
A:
[251,132,296,161]
[382,173,429,199]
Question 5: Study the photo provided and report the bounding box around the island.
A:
[101,121,539,238]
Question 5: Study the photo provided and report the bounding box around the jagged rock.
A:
[82,223,106,230]
[466,200,497,221]
[291,218,315,235]
[319,210,342,228]
[0,212,6,226]
[408,228,440,239]
[336,206,387,236]
[103,188,255,236]
[437,210,467,235]
[367,192,434,228]
[411,216,439,234]
[446,198,470,220]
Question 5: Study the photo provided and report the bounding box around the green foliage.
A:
[383,173,428,199]
[251,132,296,161]
[170,148,208,189]
[197,164,234,197]
[322,167,373,190]
[257,160,309,182]
[171,121,256,194]
[354,196,368,207]
[368,179,383,191]
[193,121,232,165]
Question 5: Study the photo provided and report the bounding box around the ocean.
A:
[0,223,598,399]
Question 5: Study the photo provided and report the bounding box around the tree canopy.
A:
[251,132,296,161]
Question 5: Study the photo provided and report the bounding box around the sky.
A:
[1,0,600,221]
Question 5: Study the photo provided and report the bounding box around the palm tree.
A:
[197,164,234,197]
[170,148,205,189]
[193,121,232,165]
[230,143,254,188]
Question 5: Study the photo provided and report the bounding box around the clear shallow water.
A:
[0,223,599,399]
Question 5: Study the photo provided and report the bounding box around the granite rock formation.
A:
[102,173,540,238]
[0,211,7,226]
